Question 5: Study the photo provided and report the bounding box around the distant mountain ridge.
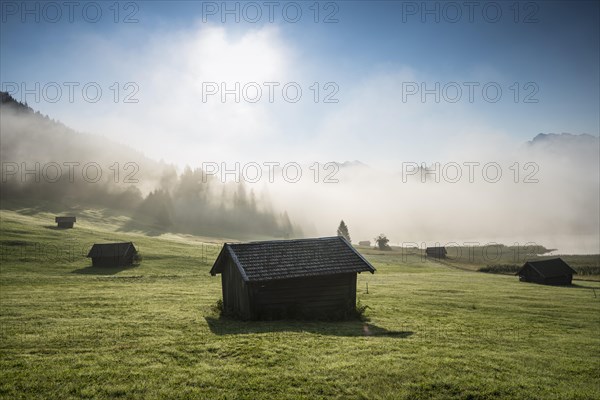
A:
[0,91,164,175]
[1,91,32,111]
[529,132,599,145]
[527,132,599,160]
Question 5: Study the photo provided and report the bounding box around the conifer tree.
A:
[337,220,351,243]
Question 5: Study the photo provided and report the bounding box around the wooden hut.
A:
[515,258,576,285]
[358,241,371,246]
[210,236,376,320]
[86,242,137,267]
[55,216,76,229]
[425,246,447,259]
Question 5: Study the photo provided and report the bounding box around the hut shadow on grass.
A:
[570,283,600,297]
[43,225,70,230]
[204,316,413,338]
[570,282,599,288]
[71,264,139,276]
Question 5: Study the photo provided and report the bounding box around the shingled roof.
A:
[426,246,447,254]
[87,242,136,258]
[515,258,577,278]
[210,236,376,282]
[55,216,76,223]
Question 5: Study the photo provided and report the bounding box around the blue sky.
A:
[1,0,598,165]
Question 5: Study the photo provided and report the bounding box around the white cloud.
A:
[60,23,302,166]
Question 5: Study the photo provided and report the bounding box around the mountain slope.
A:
[0,92,299,239]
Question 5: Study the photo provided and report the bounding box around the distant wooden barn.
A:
[210,236,376,320]
[55,216,76,229]
[426,246,447,259]
[358,241,371,246]
[515,258,576,285]
[87,242,137,267]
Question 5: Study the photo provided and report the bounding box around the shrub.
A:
[211,299,224,316]
[133,252,143,265]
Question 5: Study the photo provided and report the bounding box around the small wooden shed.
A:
[426,246,447,259]
[515,258,576,285]
[87,242,137,267]
[55,216,76,229]
[210,236,376,320]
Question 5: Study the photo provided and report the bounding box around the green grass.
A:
[1,209,600,399]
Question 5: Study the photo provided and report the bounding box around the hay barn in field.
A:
[515,258,576,285]
[358,241,371,246]
[210,236,376,320]
[87,242,137,267]
[55,216,76,229]
[426,246,447,259]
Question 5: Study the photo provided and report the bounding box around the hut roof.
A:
[87,242,136,258]
[426,246,447,252]
[210,236,376,282]
[515,258,577,277]
[55,216,76,223]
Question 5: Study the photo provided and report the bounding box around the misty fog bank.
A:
[0,96,299,239]
[264,133,599,254]
[1,93,598,253]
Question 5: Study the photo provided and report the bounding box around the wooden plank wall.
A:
[249,273,357,319]
[222,259,251,318]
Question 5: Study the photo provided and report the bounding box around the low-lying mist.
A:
[0,97,299,239]
[1,93,598,253]
[261,133,599,254]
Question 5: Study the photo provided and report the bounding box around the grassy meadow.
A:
[1,209,599,399]
[378,244,600,280]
